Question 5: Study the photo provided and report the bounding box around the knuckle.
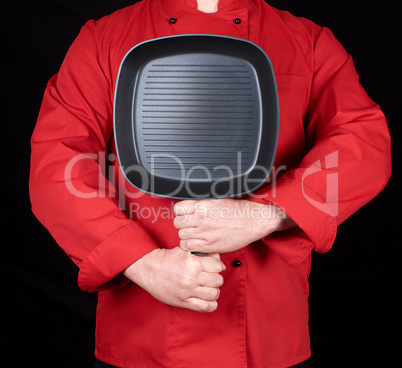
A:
[197,209,206,220]
[211,288,220,300]
[199,301,212,313]
[208,301,218,312]
[178,228,187,239]
[200,304,209,313]
[216,275,224,287]
[179,240,189,250]
[173,217,181,228]
[181,274,196,289]
[184,255,199,269]
[181,261,201,288]
[186,299,218,313]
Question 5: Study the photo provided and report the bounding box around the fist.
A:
[124,247,226,313]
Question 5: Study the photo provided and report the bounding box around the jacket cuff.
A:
[248,177,337,266]
[78,221,159,292]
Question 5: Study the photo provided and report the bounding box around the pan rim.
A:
[113,34,279,199]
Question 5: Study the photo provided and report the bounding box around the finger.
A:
[198,271,224,288]
[173,215,199,230]
[173,200,197,216]
[208,253,221,261]
[180,238,209,252]
[192,286,220,301]
[199,257,226,273]
[178,227,205,241]
[183,298,218,313]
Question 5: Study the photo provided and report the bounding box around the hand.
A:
[123,247,226,313]
[173,199,296,254]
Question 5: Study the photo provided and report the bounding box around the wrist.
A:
[123,248,160,285]
[253,204,296,239]
[270,205,297,232]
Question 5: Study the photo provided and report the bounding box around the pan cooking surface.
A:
[114,35,278,199]
[134,53,261,181]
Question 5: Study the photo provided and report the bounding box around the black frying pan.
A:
[114,34,278,200]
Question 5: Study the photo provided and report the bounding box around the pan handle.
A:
[191,252,209,257]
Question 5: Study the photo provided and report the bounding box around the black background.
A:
[1,1,401,367]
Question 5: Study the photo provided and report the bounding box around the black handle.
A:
[191,252,209,257]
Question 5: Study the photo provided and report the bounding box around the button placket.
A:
[229,9,248,38]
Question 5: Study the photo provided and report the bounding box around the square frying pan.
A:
[114,34,278,200]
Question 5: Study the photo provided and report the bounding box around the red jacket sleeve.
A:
[29,21,159,292]
[249,27,391,266]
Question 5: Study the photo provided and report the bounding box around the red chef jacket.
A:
[29,0,391,367]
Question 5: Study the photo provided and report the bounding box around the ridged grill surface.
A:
[133,54,261,181]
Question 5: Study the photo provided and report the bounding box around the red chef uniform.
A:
[30,0,391,367]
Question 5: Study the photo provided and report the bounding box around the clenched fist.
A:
[124,247,226,313]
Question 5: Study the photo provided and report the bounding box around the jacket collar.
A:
[162,0,249,11]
